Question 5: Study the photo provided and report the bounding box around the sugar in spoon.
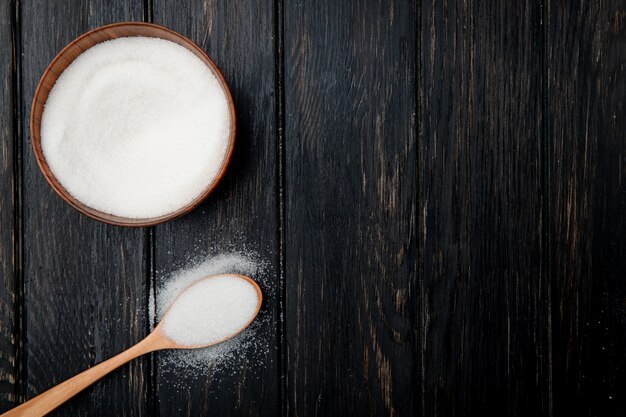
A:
[0,274,262,417]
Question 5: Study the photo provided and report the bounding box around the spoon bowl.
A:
[152,274,263,350]
[0,274,262,417]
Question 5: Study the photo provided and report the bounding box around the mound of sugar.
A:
[161,275,259,346]
[40,36,230,218]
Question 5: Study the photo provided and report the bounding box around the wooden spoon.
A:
[0,274,262,417]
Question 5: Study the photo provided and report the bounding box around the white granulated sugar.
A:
[162,275,259,346]
[40,37,230,218]
[152,251,273,379]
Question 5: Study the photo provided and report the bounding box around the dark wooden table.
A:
[0,1,624,416]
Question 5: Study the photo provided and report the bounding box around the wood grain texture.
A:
[0,0,19,412]
[548,1,626,415]
[152,0,279,416]
[0,0,621,416]
[420,1,550,415]
[20,2,148,416]
[283,1,418,415]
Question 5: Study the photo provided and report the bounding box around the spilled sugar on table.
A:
[0,0,624,416]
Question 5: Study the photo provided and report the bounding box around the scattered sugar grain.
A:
[40,37,230,218]
[152,251,272,381]
[153,251,267,318]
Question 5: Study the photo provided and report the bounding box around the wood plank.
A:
[152,1,279,415]
[0,0,19,412]
[283,1,418,415]
[420,1,550,415]
[548,1,626,415]
[20,2,148,416]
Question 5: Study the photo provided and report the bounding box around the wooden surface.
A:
[283,0,418,415]
[549,2,626,415]
[20,3,148,417]
[0,0,624,416]
[0,0,19,411]
[421,1,550,415]
[151,1,279,416]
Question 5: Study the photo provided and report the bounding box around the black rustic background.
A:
[0,0,624,416]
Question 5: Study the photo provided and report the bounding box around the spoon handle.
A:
[0,336,158,417]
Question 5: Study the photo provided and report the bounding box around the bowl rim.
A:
[30,21,236,227]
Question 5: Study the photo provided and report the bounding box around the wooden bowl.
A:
[30,22,236,227]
